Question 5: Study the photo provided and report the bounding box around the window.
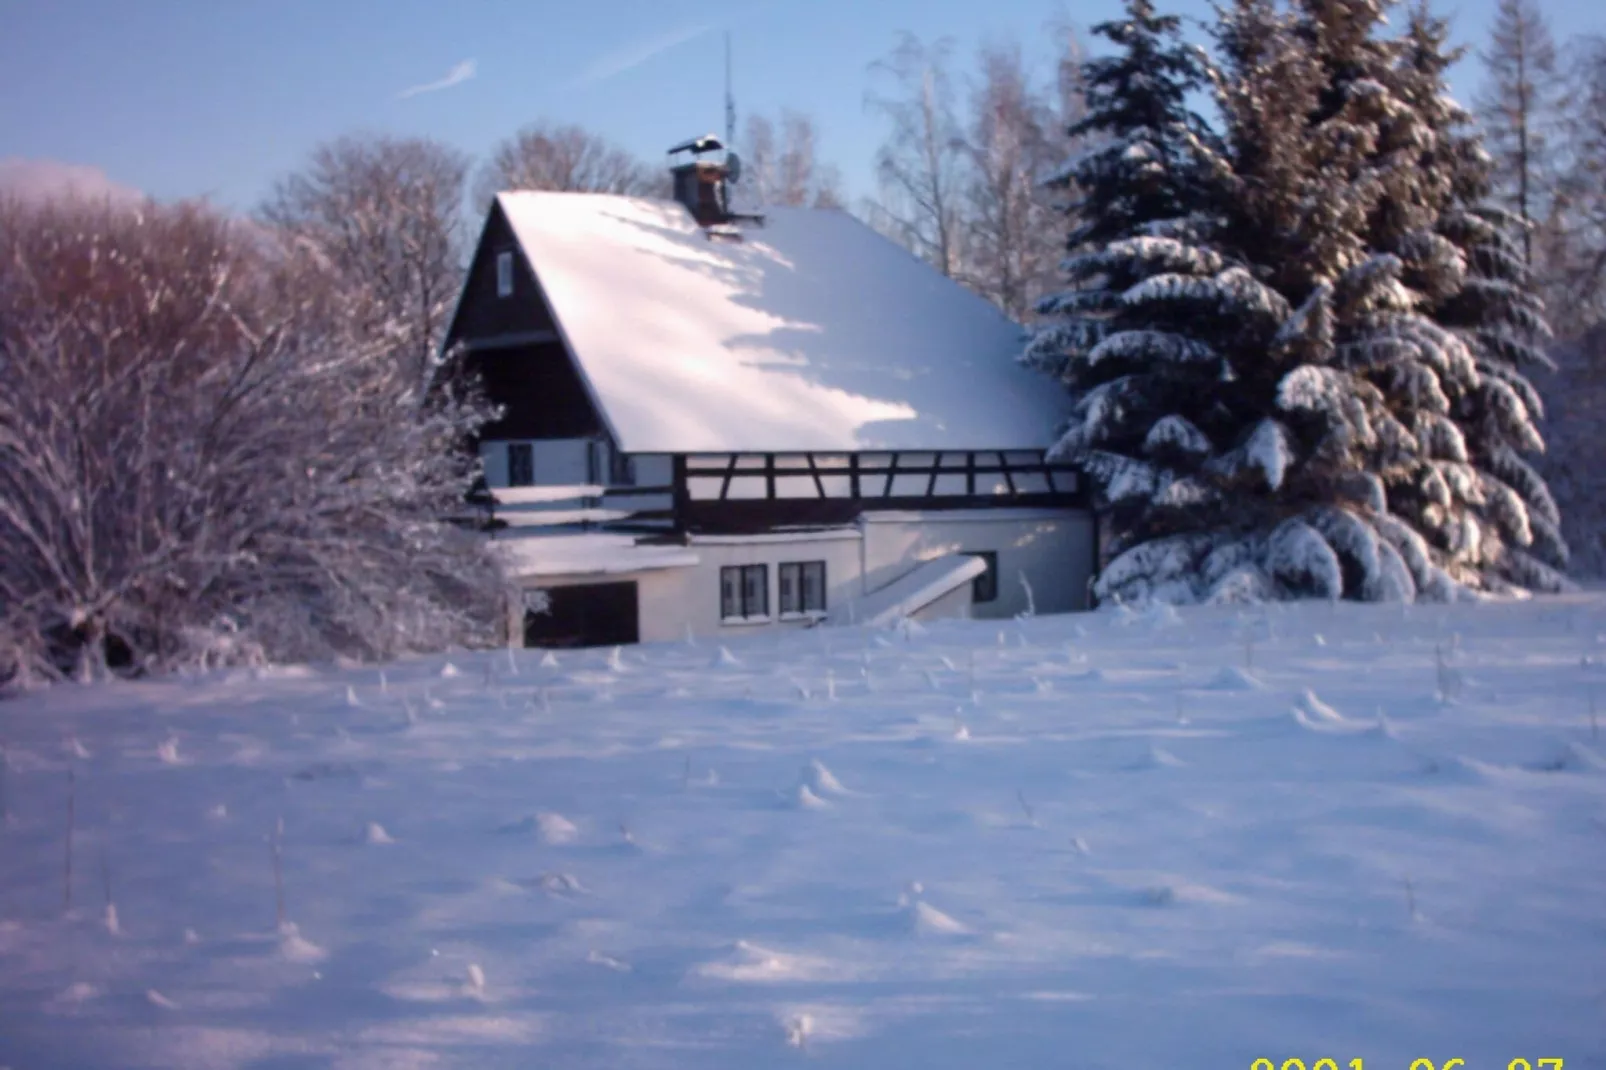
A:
[966,551,999,604]
[778,561,827,616]
[507,442,534,486]
[495,250,514,298]
[720,564,768,622]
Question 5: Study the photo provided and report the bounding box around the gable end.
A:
[446,202,561,345]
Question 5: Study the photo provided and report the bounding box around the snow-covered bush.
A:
[0,197,503,684]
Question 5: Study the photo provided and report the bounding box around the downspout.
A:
[857,514,869,595]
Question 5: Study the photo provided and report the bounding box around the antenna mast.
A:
[724,31,736,153]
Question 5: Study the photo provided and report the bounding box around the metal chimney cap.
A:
[667,134,724,157]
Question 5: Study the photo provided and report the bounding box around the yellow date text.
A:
[1246,1053,1561,1060]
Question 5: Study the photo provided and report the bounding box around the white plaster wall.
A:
[479,439,598,487]
[910,581,974,623]
[632,454,673,488]
[861,509,1094,619]
[479,441,507,487]
[533,440,593,484]
[506,508,1095,645]
[687,533,864,638]
[507,533,862,644]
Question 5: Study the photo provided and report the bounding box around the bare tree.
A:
[1537,324,1606,577]
[958,41,1063,320]
[476,121,663,206]
[865,34,968,277]
[0,197,501,685]
[260,134,469,390]
[1477,0,1560,269]
[742,113,778,205]
[738,111,844,208]
[1547,37,1606,335]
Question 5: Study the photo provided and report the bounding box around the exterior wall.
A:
[470,341,605,441]
[480,439,607,488]
[686,532,864,637]
[632,454,673,488]
[506,508,1095,645]
[861,509,1095,619]
[910,581,974,623]
[448,204,560,342]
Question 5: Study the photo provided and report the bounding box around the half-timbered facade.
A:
[444,137,1096,647]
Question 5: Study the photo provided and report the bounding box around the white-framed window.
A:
[495,250,514,298]
[720,564,769,622]
[507,442,534,486]
[778,561,826,617]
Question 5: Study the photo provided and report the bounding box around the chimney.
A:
[667,134,731,226]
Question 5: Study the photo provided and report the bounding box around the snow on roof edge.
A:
[493,532,698,579]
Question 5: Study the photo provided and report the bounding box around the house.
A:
[443,135,1097,648]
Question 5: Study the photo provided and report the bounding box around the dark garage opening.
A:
[523,581,640,648]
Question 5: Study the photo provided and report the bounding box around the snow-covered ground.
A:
[3,596,1605,1069]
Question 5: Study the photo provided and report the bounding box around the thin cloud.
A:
[574,24,713,88]
[0,158,143,204]
[398,59,477,100]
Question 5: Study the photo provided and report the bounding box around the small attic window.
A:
[495,251,514,298]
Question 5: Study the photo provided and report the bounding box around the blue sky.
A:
[1,0,1600,213]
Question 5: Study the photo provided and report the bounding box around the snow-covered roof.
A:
[495,192,1068,454]
[492,532,698,579]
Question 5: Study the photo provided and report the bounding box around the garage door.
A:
[522,582,640,648]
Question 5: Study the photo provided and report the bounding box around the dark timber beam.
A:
[460,329,561,351]
[670,455,690,536]
[806,452,826,498]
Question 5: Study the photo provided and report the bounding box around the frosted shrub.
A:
[0,198,503,684]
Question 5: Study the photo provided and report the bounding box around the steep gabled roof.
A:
[495,191,1068,454]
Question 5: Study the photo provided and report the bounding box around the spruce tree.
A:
[1267,0,1477,600]
[1185,0,1430,602]
[1032,0,1569,604]
[1395,4,1570,591]
[1078,0,1453,603]
[1024,0,1254,603]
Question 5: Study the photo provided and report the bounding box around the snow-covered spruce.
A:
[1377,5,1569,593]
[1034,0,1571,606]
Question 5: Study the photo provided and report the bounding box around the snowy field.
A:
[2,596,1605,1069]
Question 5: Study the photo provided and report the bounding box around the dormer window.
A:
[495,251,514,298]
